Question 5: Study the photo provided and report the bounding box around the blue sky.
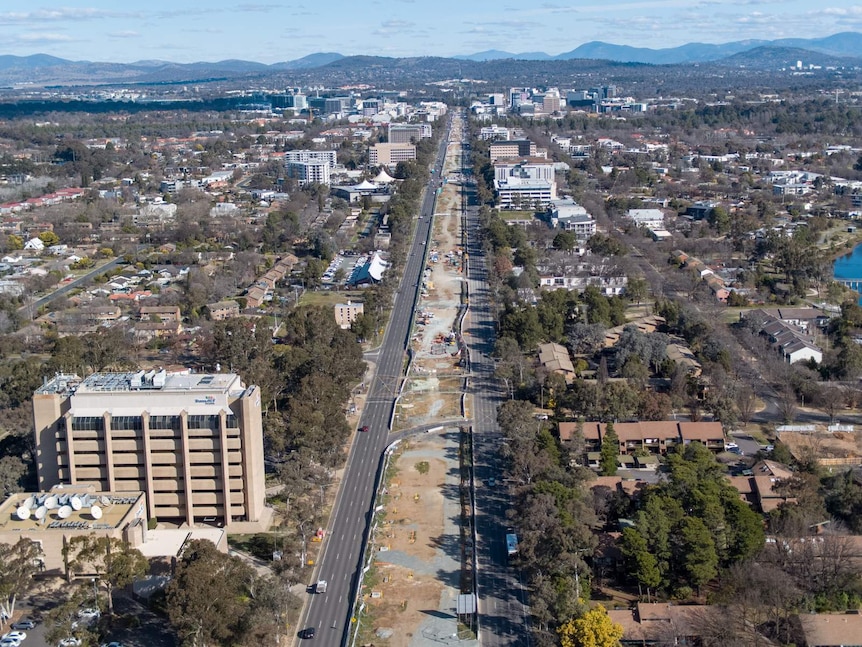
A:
[0,2,860,63]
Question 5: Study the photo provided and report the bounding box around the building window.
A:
[71,416,104,431]
[225,415,238,429]
[187,415,220,430]
[149,415,181,431]
[111,415,143,431]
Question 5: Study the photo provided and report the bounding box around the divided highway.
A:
[458,114,531,646]
[298,122,451,645]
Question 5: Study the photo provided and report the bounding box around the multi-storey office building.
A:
[33,370,265,528]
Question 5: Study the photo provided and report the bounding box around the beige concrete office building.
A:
[33,370,266,529]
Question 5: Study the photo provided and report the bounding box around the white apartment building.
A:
[479,125,511,141]
[548,199,596,240]
[627,208,666,230]
[494,159,557,209]
[283,149,338,169]
[286,160,331,186]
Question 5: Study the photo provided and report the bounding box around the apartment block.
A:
[33,370,266,529]
[369,143,417,166]
[286,160,331,186]
[387,123,431,144]
[334,301,364,329]
[489,139,537,162]
[283,149,337,169]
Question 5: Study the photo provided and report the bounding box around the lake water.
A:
[833,242,862,304]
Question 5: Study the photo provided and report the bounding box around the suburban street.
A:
[297,121,451,645]
[458,115,531,646]
[17,256,124,316]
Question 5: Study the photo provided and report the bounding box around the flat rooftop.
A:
[0,488,144,533]
[37,370,244,396]
[137,527,226,558]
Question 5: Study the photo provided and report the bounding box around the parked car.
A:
[1,638,21,647]
[78,608,100,620]
[2,632,26,643]
[100,642,124,647]
[58,639,82,647]
[10,621,34,631]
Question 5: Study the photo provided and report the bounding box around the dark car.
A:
[359,425,369,433]
[11,621,35,631]
[300,627,316,639]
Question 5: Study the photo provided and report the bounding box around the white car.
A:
[58,639,81,647]
[2,632,26,643]
[78,608,100,620]
[1,639,21,647]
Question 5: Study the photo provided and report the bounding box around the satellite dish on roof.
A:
[45,496,58,509]
[70,496,82,511]
[24,496,36,509]
[90,505,102,520]
[16,506,30,520]
[100,496,111,506]
[35,506,47,520]
[57,505,72,519]
[58,494,69,506]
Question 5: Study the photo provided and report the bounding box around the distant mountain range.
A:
[454,32,862,64]
[0,32,859,88]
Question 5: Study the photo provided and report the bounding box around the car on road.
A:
[359,425,369,433]
[2,632,26,643]
[10,621,34,631]
[299,627,316,639]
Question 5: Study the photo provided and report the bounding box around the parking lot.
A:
[6,589,175,647]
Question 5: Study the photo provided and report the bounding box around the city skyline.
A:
[0,1,859,64]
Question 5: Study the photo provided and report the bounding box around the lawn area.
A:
[298,290,357,308]
[499,210,538,221]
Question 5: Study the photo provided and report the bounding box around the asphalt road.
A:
[457,115,531,646]
[18,257,125,316]
[297,121,452,646]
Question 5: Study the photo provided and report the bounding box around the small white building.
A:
[24,237,45,251]
[627,208,665,230]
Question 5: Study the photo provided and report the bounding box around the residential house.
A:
[665,343,703,376]
[797,612,862,647]
[537,342,576,381]
[207,300,240,321]
[757,315,823,364]
[24,237,44,251]
[603,315,666,347]
[245,285,268,308]
[608,603,722,646]
[139,305,181,324]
